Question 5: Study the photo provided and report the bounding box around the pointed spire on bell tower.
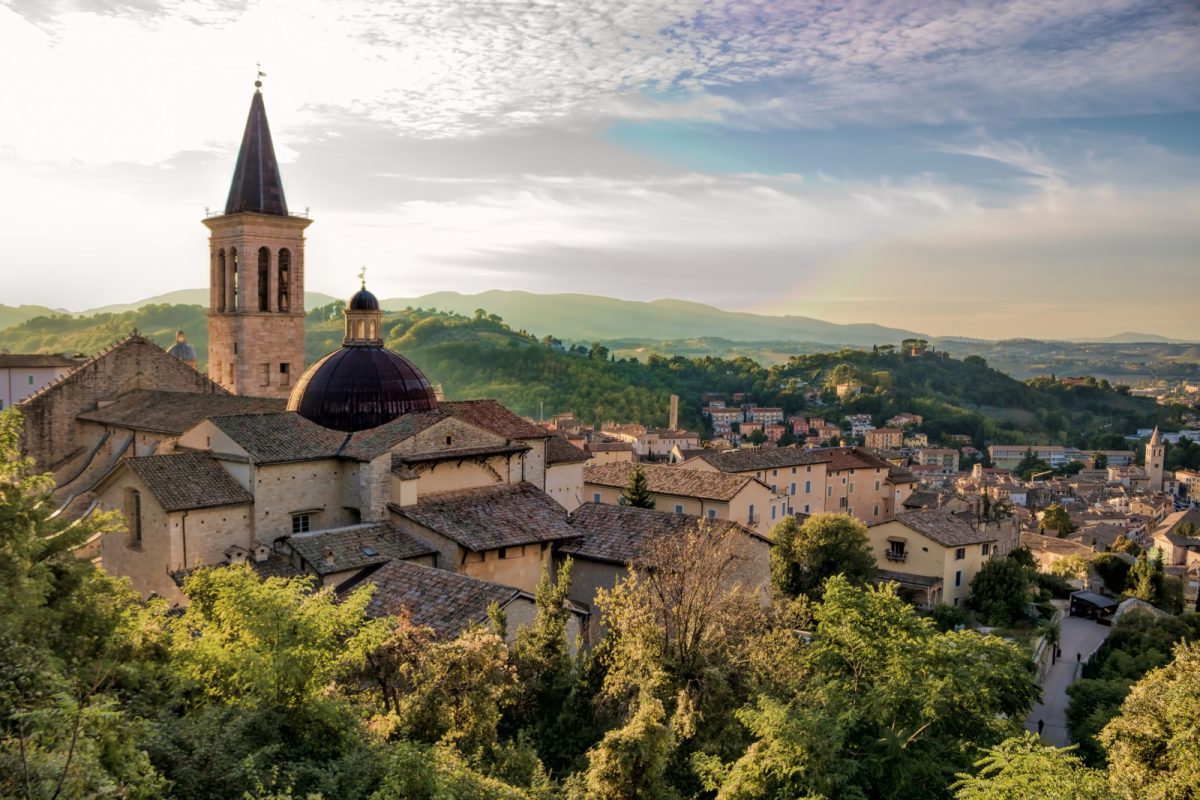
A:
[225,72,288,216]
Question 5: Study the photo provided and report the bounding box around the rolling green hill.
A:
[0,301,1183,447]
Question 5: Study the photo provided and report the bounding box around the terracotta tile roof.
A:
[584,462,762,503]
[391,481,577,551]
[893,510,998,547]
[587,442,634,452]
[339,409,451,460]
[684,447,829,473]
[903,490,943,509]
[0,353,81,368]
[208,412,350,463]
[248,553,306,580]
[808,446,896,472]
[394,442,530,468]
[363,559,525,638]
[443,400,550,439]
[875,568,943,587]
[124,451,253,512]
[287,521,438,576]
[546,435,589,465]
[78,389,286,434]
[562,503,765,566]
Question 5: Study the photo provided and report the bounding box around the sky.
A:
[0,0,1198,340]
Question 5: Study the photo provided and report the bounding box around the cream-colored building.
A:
[869,510,1000,608]
[0,354,80,411]
[583,461,777,536]
[864,428,904,450]
[586,440,637,466]
[679,447,829,517]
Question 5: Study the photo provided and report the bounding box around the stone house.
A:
[869,510,1000,608]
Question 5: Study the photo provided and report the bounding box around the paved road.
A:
[1025,613,1112,746]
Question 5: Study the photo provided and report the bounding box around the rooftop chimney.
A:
[323,547,335,566]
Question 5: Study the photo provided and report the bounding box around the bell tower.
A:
[1146,426,1165,492]
[205,79,311,398]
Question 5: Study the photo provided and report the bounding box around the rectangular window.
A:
[849,483,854,493]
[953,596,961,606]
[280,363,290,386]
[791,467,797,474]
[839,497,848,508]
[675,504,684,514]
[955,570,963,587]
[27,375,34,385]
[874,480,881,491]
[873,504,879,517]
[955,547,966,560]
[771,506,777,520]
[982,543,991,556]
[749,503,756,521]
[790,482,796,495]
[805,480,811,493]
[827,486,832,497]
[499,547,508,559]
[708,509,716,519]
[292,514,311,534]
[127,490,142,547]
[593,493,601,503]
[806,465,811,472]
[804,504,810,513]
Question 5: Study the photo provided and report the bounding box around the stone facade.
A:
[18,335,224,472]
[205,212,311,398]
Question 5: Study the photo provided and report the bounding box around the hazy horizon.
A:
[1,1,1198,340]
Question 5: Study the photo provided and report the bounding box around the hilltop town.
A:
[3,80,1197,800]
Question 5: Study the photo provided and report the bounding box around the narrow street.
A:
[1024,613,1112,746]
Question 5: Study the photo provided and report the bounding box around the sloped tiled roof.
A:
[443,400,550,439]
[340,409,451,461]
[391,481,577,551]
[562,503,765,566]
[893,510,997,547]
[208,412,349,463]
[78,389,285,434]
[124,451,253,512]
[684,447,828,473]
[287,522,438,576]
[546,435,589,465]
[584,462,761,503]
[363,559,526,638]
[0,353,80,368]
[809,446,895,472]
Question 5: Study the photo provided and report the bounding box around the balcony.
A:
[885,550,908,563]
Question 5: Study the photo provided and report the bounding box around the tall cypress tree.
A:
[622,466,656,509]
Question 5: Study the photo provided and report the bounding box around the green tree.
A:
[951,732,1112,800]
[1092,554,1132,594]
[712,577,1038,800]
[1100,641,1200,799]
[1041,503,1076,536]
[770,514,876,600]
[0,408,167,798]
[967,557,1033,626]
[1111,534,1141,557]
[1092,452,1109,469]
[622,466,656,509]
[567,695,678,800]
[1016,449,1052,480]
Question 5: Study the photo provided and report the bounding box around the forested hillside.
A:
[1,302,1181,447]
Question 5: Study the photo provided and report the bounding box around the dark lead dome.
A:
[286,347,438,432]
[168,341,198,362]
[348,286,379,311]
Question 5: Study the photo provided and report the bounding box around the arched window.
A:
[216,250,226,312]
[277,249,291,312]
[125,488,142,547]
[368,321,376,340]
[357,319,365,339]
[230,248,239,309]
[257,247,270,311]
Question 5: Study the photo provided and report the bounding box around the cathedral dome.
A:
[348,286,379,311]
[286,346,439,432]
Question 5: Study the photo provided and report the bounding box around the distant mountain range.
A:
[0,289,1193,347]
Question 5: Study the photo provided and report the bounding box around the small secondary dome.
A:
[167,330,198,364]
[286,347,439,432]
[349,286,379,311]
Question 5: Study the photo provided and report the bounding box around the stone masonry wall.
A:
[19,335,225,471]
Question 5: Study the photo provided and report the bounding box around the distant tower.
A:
[167,329,199,370]
[205,78,311,398]
[669,394,679,431]
[1146,426,1165,492]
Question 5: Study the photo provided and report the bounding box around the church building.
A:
[16,81,767,644]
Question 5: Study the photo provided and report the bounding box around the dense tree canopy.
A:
[770,513,876,600]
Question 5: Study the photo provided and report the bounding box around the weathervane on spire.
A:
[358,266,367,288]
[255,62,266,89]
